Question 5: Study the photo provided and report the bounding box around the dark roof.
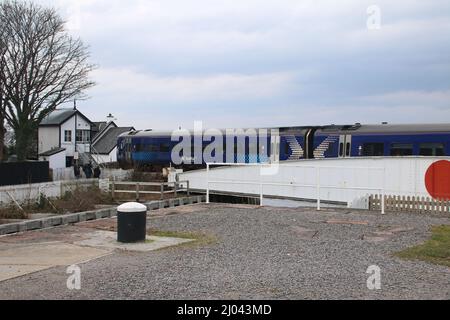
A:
[92,121,117,142]
[39,108,92,126]
[92,127,134,154]
[92,121,108,132]
[39,148,66,157]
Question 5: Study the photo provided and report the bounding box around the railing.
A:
[90,145,107,170]
[205,163,386,214]
[110,180,190,202]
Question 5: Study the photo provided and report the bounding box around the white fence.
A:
[52,168,132,181]
[179,157,450,213]
[0,179,99,208]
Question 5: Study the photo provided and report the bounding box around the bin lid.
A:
[117,202,147,212]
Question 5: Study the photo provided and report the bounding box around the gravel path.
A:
[0,204,449,300]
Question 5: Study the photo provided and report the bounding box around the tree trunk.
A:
[0,111,4,162]
[14,123,36,161]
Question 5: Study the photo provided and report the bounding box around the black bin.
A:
[117,202,147,243]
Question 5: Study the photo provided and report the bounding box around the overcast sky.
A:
[36,0,450,130]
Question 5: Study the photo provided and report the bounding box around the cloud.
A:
[92,68,296,102]
[31,0,450,129]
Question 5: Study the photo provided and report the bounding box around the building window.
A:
[76,130,91,143]
[66,156,74,168]
[64,130,72,142]
[419,143,445,156]
[390,143,413,156]
[362,143,384,156]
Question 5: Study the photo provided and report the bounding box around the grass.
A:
[395,225,450,267]
[148,229,217,247]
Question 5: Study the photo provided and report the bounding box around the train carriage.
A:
[117,123,450,169]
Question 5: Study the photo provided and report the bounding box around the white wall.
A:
[38,127,59,154]
[50,167,132,181]
[60,114,91,157]
[92,147,117,164]
[39,151,66,170]
[0,179,98,207]
[179,157,450,207]
[109,147,117,163]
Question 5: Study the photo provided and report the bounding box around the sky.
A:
[35,0,450,130]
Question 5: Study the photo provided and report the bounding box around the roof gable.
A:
[39,108,92,126]
[92,127,134,154]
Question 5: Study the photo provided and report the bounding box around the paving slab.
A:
[74,230,194,252]
[0,265,51,282]
[0,242,111,282]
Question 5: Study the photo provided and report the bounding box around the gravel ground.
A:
[0,204,449,300]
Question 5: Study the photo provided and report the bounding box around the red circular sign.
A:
[425,160,450,200]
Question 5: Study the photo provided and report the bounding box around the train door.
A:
[125,137,132,163]
[305,128,317,159]
[270,133,280,162]
[338,135,352,158]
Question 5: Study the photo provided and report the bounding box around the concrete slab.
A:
[326,219,369,225]
[74,230,194,252]
[291,226,318,239]
[0,265,51,282]
[0,242,111,266]
[0,242,111,282]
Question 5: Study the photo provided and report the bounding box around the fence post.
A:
[206,163,210,204]
[136,182,140,202]
[381,167,386,215]
[160,183,164,200]
[174,181,178,197]
[259,164,263,206]
[187,180,190,196]
[316,166,321,211]
[111,180,115,200]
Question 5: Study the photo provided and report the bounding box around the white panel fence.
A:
[178,157,450,214]
[0,179,100,208]
[51,168,132,181]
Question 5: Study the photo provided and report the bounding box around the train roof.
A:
[118,127,281,138]
[118,123,450,138]
[317,123,450,134]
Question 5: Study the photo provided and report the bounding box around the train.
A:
[117,123,450,170]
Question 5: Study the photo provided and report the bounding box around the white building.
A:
[91,122,134,164]
[38,108,92,170]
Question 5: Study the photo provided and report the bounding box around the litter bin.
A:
[117,202,147,243]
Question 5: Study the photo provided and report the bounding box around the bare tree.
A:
[0,0,95,160]
[0,15,6,161]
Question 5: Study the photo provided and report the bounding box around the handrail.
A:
[205,163,386,214]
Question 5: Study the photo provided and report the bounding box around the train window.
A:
[390,143,413,156]
[147,144,159,152]
[339,143,344,157]
[285,142,290,155]
[160,143,170,152]
[419,143,445,156]
[136,144,144,152]
[345,143,351,157]
[362,143,384,156]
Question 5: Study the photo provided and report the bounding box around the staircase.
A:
[77,146,106,171]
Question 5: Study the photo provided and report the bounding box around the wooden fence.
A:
[110,181,190,202]
[369,194,450,214]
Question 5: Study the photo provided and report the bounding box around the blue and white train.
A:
[117,123,450,169]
